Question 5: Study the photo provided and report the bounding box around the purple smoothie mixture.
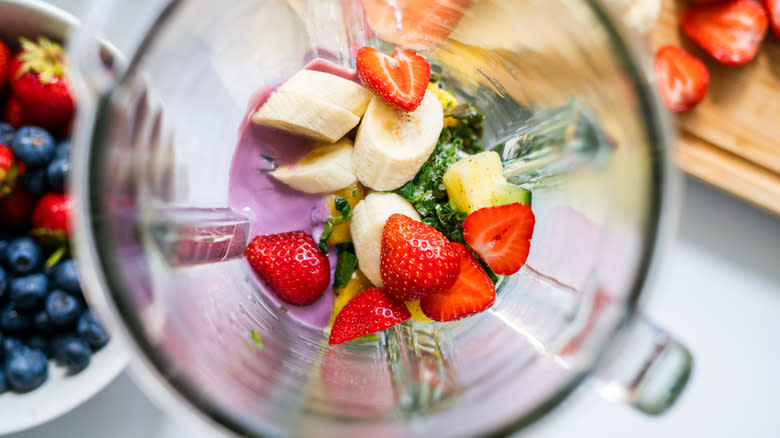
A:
[228,60,361,330]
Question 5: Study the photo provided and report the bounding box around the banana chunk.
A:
[278,69,373,117]
[252,90,359,143]
[353,91,443,191]
[270,138,357,194]
[350,192,420,287]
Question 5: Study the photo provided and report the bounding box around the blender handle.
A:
[594,314,692,415]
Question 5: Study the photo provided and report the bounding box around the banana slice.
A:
[350,192,420,287]
[270,138,357,194]
[278,70,373,117]
[252,90,359,143]
[353,91,443,191]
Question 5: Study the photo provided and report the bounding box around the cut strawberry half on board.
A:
[681,0,769,66]
[329,287,411,345]
[655,45,709,112]
[765,0,780,38]
[356,46,430,111]
[380,213,460,301]
[463,202,535,276]
[420,243,495,322]
[244,231,330,306]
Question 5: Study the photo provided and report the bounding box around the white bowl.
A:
[0,0,128,434]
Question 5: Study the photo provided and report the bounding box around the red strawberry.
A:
[463,203,535,276]
[356,46,430,111]
[0,185,35,228]
[0,144,23,197]
[31,192,72,243]
[655,45,710,112]
[420,243,495,322]
[244,231,330,306]
[3,95,25,128]
[681,0,769,66]
[765,0,780,38]
[380,214,460,301]
[329,287,410,345]
[0,39,10,94]
[9,38,75,131]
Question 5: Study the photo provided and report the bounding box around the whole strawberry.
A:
[0,39,10,95]
[3,95,25,128]
[9,38,74,131]
[0,185,35,228]
[380,214,460,301]
[244,230,330,305]
[329,287,410,345]
[0,144,19,196]
[31,192,71,244]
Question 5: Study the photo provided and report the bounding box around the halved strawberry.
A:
[329,287,411,345]
[420,243,495,322]
[380,213,460,301]
[655,45,709,112]
[356,46,430,111]
[681,0,769,66]
[765,0,780,38]
[462,203,535,276]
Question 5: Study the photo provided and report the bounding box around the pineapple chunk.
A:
[405,300,434,323]
[326,183,365,245]
[328,269,373,328]
[427,82,459,128]
[443,151,506,213]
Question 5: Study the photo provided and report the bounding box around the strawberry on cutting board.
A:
[356,46,430,111]
[765,0,780,38]
[329,287,411,345]
[380,213,460,302]
[681,0,769,66]
[420,243,495,322]
[9,37,75,131]
[462,202,535,276]
[244,230,330,306]
[655,45,709,112]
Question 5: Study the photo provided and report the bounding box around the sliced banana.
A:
[270,138,357,194]
[353,91,443,191]
[278,69,373,117]
[350,192,420,287]
[252,90,359,143]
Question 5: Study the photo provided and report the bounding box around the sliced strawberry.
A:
[681,0,769,66]
[244,231,330,306]
[3,95,25,128]
[9,38,75,131]
[463,203,535,276]
[420,243,495,322]
[356,46,430,111]
[765,0,780,38]
[380,213,460,301]
[655,45,710,112]
[0,185,35,228]
[329,287,411,345]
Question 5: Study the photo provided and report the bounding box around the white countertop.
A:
[8,1,780,436]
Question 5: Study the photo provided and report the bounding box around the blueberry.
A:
[77,310,109,350]
[33,310,54,334]
[0,123,14,146]
[53,140,71,160]
[0,266,7,299]
[45,290,83,327]
[46,156,70,192]
[54,335,91,373]
[50,259,81,295]
[11,126,55,167]
[3,337,24,358]
[25,335,51,357]
[4,237,42,275]
[5,347,48,391]
[9,273,48,311]
[21,166,49,196]
[0,303,33,334]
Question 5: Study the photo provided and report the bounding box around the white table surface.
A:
[9,1,780,436]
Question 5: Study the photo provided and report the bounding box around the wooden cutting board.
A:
[648,0,780,216]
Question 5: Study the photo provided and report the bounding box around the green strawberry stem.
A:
[16,37,67,83]
[45,244,67,268]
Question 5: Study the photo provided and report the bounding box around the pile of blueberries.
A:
[0,122,109,394]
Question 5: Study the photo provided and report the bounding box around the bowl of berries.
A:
[0,0,126,433]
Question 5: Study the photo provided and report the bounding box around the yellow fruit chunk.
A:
[328,269,373,328]
[427,82,459,127]
[443,151,506,213]
[405,300,433,323]
[326,183,365,245]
